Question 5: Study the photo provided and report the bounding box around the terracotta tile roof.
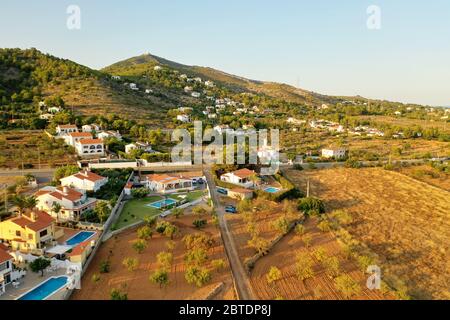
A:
[231,168,256,179]
[231,188,253,194]
[10,210,55,232]
[34,190,51,197]
[58,124,77,129]
[145,174,182,184]
[0,247,13,264]
[72,171,106,183]
[77,139,103,145]
[68,240,92,257]
[178,171,204,179]
[54,187,84,202]
[69,132,93,138]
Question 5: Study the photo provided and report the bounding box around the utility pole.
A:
[37,146,41,170]
[306,179,310,198]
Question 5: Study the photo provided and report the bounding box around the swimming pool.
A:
[66,231,96,246]
[17,276,68,300]
[265,187,281,194]
[147,198,177,209]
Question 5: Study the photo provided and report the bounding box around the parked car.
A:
[217,187,228,195]
[225,205,237,214]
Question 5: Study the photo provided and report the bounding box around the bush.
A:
[298,197,325,216]
[99,260,110,273]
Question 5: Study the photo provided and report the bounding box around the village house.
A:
[64,132,93,147]
[35,186,97,222]
[191,92,201,98]
[129,83,139,90]
[111,75,121,80]
[205,80,215,87]
[213,125,233,135]
[68,240,94,266]
[228,188,254,201]
[184,86,193,93]
[177,114,191,123]
[322,147,347,159]
[125,142,153,154]
[0,210,60,253]
[56,124,78,136]
[82,124,102,133]
[0,245,13,294]
[220,168,257,189]
[142,174,194,194]
[153,65,162,71]
[97,130,122,141]
[60,171,108,192]
[75,139,105,157]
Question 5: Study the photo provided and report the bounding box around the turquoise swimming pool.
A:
[66,231,96,246]
[17,276,68,300]
[147,198,177,209]
[265,187,281,193]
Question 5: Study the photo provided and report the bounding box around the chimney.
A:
[31,210,37,222]
[63,186,69,194]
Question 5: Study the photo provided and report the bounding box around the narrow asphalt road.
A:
[203,168,256,300]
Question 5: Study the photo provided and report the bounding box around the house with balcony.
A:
[56,124,78,136]
[97,130,122,141]
[75,139,105,157]
[64,132,93,147]
[82,124,102,133]
[220,168,257,189]
[0,209,59,254]
[60,171,108,192]
[35,186,97,222]
[322,147,347,159]
[142,174,193,194]
[0,245,13,294]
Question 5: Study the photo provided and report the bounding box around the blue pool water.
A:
[147,198,177,209]
[18,276,68,300]
[265,187,281,194]
[66,231,95,246]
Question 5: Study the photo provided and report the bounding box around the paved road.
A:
[0,168,56,184]
[203,167,256,300]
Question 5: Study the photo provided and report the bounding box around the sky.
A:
[1,0,449,106]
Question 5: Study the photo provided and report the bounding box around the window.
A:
[40,229,48,237]
[0,261,9,272]
[97,145,102,149]
[28,234,33,240]
[15,230,21,237]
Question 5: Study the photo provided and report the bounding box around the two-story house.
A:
[0,210,58,253]
[74,139,105,157]
[0,245,13,294]
[56,124,78,136]
[35,186,97,222]
[60,171,108,192]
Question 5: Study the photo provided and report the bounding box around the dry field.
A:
[358,115,450,133]
[71,212,235,300]
[284,167,450,299]
[249,218,392,300]
[397,165,450,192]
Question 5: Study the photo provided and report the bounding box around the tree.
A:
[52,202,62,221]
[99,260,110,273]
[157,251,173,270]
[317,220,331,233]
[172,207,184,219]
[11,195,36,214]
[163,224,178,239]
[322,256,340,278]
[94,201,111,224]
[192,207,207,217]
[185,248,208,266]
[271,217,290,235]
[211,259,226,272]
[144,215,157,228]
[266,266,282,285]
[150,269,169,289]
[247,236,269,255]
[302,234,313,248]
[185,266,211,287]
[193,219,207,229]
[29,257,51,276]
[53,165,79,181]
[131,187,148,199]
[122,257,139,272]
[334,275,361,299]
[312,247,328,262]
[110,288,128,300]
[132,239,147,254]
[295,253,314,282]
[137,226,153,240]
[331,210,353,225]
[295,224,305,236]
[298,197,325,216]
[183,233,214,250]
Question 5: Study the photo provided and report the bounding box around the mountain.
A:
[102,53,343,106]
[0,48,177,128]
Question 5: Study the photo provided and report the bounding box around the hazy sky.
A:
[1,0,449,106]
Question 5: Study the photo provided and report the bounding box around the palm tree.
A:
[24,196,37,210]
[52,202,62,222]
[11,195,26,214]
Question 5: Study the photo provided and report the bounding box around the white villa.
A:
[177,114,191,123]
[125,142,153,154]
[74,139,105,157]
[0,245,13,294]
[97,131,122,141]
[64,132,93,147]
[82,124,102,133]
[60,171,108,192]
[56,124,78,136]
[191,92,201,98]
[129,83,139,90]
[142,174,194,194]
[220,168,256,189]
[322,147,347,159]
[35,186,97,222]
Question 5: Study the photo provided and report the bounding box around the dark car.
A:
[217,188,228,195]
[225,205,237,214]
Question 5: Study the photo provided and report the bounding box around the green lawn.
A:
[113,190,205,230]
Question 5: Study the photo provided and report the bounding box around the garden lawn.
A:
[114,196,162,229]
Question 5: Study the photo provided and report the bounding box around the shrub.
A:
[132,239,147,254]
[99,260,110,273]
[122,257,139,272]
[266,266,282,285]
[185,266,211,287]
[334,275,361,299]
[298,197,325,216]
